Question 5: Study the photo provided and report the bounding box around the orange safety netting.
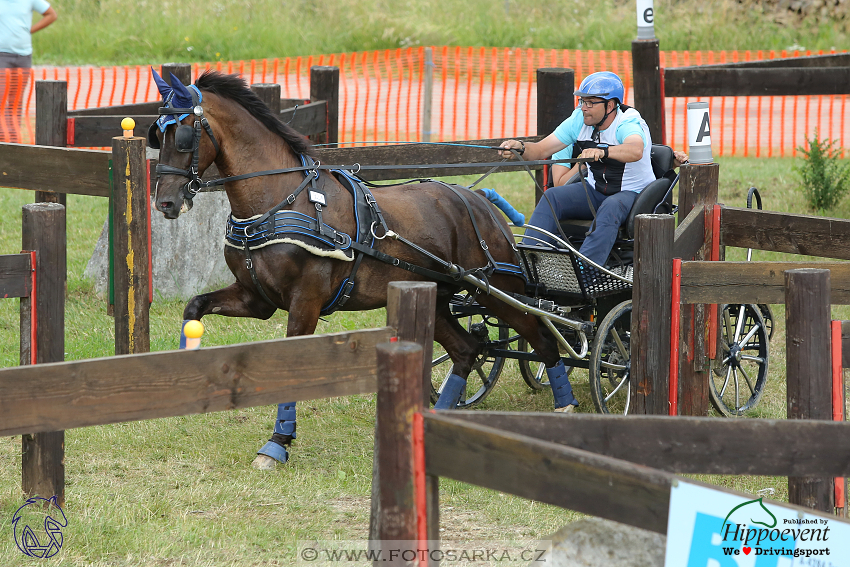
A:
[1,47,847,158]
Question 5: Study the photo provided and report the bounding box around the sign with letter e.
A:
[665,480,850,566]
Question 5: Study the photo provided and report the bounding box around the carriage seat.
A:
[556,144,675,241]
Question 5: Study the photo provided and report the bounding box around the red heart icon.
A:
[743,547,752,555]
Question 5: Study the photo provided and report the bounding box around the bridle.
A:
[148,86,221,203]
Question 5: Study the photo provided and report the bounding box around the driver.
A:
[500,71,655,268]
[499,71,681,414]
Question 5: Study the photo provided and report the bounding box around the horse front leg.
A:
[183,281,277,321]
[252,298,323,470]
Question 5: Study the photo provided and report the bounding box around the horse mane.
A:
[195,71,315,157]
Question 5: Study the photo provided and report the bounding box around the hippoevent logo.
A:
[11,496,67,558]
[717,497,831,560]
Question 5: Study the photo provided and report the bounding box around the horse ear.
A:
[151,67,172,99]
[169,73,193,102]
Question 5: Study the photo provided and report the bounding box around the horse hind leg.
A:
[477,296,580,412]
[432,300,484,409]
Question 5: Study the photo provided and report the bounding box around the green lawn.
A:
[1,157,849,565]
[30,0,850,66]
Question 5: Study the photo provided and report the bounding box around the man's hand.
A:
[498,140,524,159]
[673,150,689,168]
[578,147,606,162]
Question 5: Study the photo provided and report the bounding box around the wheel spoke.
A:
[723,309,734,342]
[610,328,628,359]
[740,323,761,346]
[601,361,627,371]
[433,352,451,365]
[733,305,746,343]
[741,355,765,364]
[604,372,629,401]
[734,368,740,410]
[719,365,732,397]
[535,363,545,382]
[739,365,756,396]
[624,374,631,415]
[475,365,488,383]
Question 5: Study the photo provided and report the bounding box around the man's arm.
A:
[31,7,57,34]
[577,133,644,163]
[551,163,580,187]
[498,131,569,161]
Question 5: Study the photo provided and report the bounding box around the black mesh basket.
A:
[518,245,632,301]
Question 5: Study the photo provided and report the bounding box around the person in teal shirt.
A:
[1,0,58,142]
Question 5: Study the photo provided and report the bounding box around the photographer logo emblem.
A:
[12,496,67,558]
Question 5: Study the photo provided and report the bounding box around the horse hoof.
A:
[252,455,278,470]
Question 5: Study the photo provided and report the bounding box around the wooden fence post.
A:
[375,340,424,565]
[111,135,150,355]
[631,40,663,144]
[21,203,66,505]
[160,63,192,87]
[631,214,673,415]
[310,66,339,147]
[251,83,281,116]
[677,163,720,416]
[535,68,574,203]
[371,282,437,564]
[786,268,834,512]
[35,81,67,206]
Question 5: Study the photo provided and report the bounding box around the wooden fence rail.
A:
[720,206,850,259]
[0,327,392,437]
[679,261,850,304]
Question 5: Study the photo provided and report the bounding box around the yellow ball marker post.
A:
[121,117,135,138]
[180,320,205,350]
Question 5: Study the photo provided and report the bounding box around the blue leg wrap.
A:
[547,361,578,409]
[257,402,297,463]
[179,319,190,349]
[434,374,466,410]
[272,403,297,438]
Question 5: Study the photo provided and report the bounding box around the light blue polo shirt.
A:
[0,0,52,56]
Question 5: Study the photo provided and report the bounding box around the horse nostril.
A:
[160,201,173,211]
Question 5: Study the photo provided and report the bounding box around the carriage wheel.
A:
[709,304,770,417]
[589,300,632,415]
[431,309,508,409]
[516,338,550,390]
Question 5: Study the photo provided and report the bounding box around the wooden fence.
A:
[0,281,441,507]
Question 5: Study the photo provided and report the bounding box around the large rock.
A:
[84,190,234,300]
[535,517,666,566]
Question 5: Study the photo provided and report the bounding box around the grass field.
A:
[30,0,850,66]
[0,157,849,565]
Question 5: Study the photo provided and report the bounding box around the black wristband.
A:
[601,145,609,159]
[518,141,525,155]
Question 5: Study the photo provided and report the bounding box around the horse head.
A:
[148,69,314,220]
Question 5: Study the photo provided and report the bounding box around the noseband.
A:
[149,87,221,203]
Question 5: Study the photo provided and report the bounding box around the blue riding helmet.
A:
[574,72,625,105]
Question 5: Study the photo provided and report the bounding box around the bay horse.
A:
[149,70,569,470]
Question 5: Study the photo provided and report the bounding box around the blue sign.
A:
[12,495,67,558]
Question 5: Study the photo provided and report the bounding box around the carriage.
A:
[430,146,774,417]
[149,70,775,467]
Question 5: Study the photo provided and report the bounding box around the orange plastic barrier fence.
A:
[1,47,847,157]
